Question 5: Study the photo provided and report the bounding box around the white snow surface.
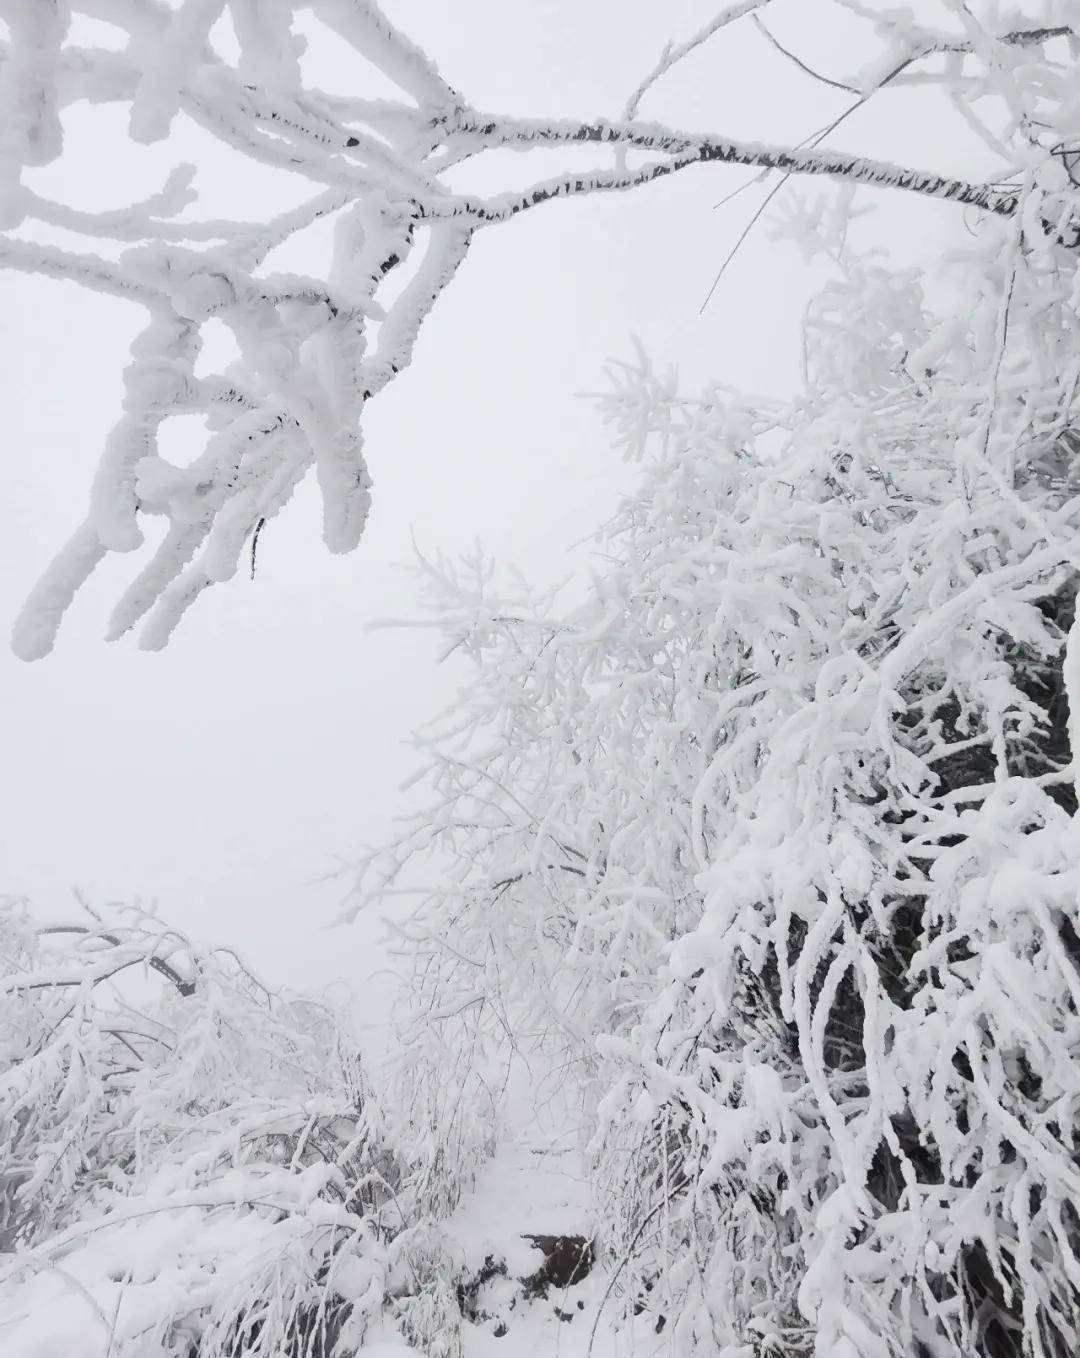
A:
[431,1080,664,1358]
[444,1148,626,1358]
[444,1135,592,1274]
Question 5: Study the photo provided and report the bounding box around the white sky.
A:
[0,1,975,1003]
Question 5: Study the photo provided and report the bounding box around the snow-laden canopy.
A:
[1,1,1076,656]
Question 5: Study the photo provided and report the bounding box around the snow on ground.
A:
[424,1072,665,1358]
[443,1132,594,1276]
[442,1135,619,1358]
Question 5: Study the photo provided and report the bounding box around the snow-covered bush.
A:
[0,897,421,1357]
[351,128,1080,1358]
[586,286,1080,1356]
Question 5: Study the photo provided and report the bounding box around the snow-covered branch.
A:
[3,0,1079,654]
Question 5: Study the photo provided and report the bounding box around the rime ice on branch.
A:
[1,0,1077,655]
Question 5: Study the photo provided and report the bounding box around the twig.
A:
[699,171,790,313]
[752,15,858,93]
[587,1197,668,1356]
[623,0,774,120]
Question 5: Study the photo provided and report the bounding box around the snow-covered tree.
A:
[8,5,1080,1357]
[345,22,1080,1353]
[359,252,1080,1356]
[2,1,1077,657]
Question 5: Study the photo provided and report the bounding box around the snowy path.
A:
[443,1129,594,1274]
[359,1067,666,1357]
[437,1121,661,1358]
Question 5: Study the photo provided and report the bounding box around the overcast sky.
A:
[0,1,973,1007]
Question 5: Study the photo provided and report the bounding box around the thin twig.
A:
[623,0,774,120]
[752,15,858,93]
[587,1197,668,1357]
[699,173,791,314]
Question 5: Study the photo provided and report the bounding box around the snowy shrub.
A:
[0,897,416,1357]
[385,1222,464,1358]
[352,133,1080,1358]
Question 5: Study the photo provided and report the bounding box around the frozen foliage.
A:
[0,896,449,1358]
[3,1,1078,655]
[349,36,1080,1358]
[9,5,1080,1358]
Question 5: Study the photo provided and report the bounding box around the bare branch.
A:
[751,15,858,94]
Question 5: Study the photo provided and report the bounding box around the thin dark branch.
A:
[700,171,791,314]
[703,71,892,305]
[752,16,858,93]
